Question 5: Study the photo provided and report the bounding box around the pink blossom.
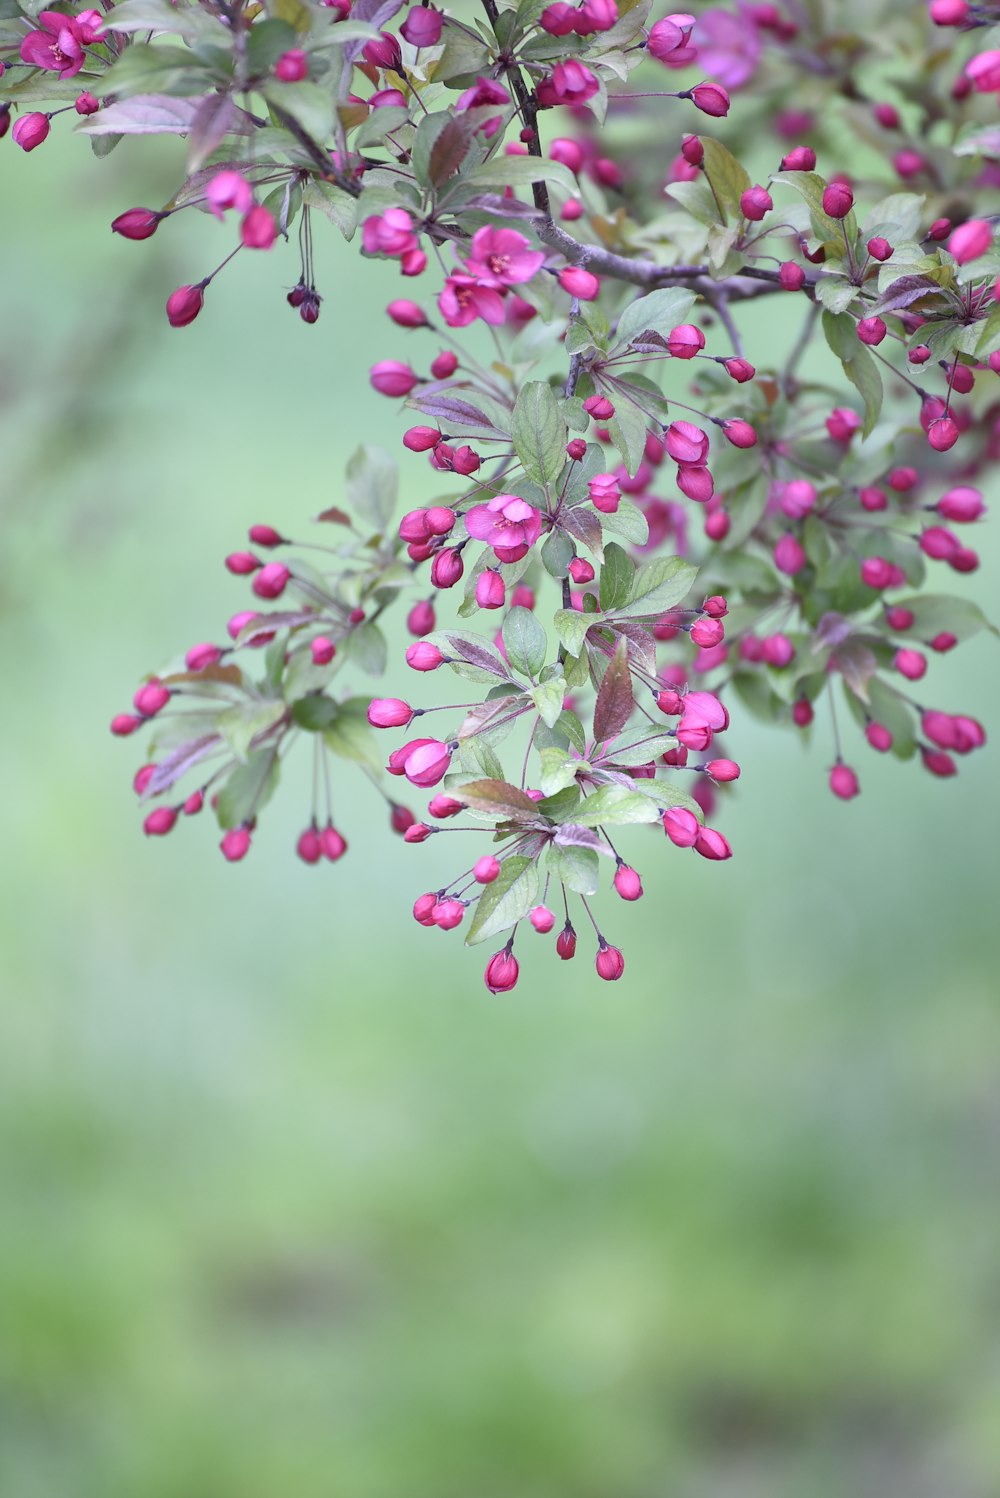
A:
[20,8,103,78]
[206,171,252,220]
[438,274,506,327]
[465,493,543,563]
[455,77,511,135]
[966,50,1000,93]
[465,226,545,288]
[647,13,697,66]
[403,739,452,787]
[11,112,50,151]
[695,6,762,91]
[362,207,418,259]
[536,60,600,108]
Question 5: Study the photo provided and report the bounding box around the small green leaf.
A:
[548,841,600,896]
[599,543,635,613]
[554,608,596,658]
[701,136,752,224]
[345,444,397,533]
[599,499,649,548]
[502,606,548,678]
[615,286,698,349]
[291,694,339,731]
[217,699,285,761]
[822,311,883,438]
[541,527,575,578]
[466,854,542,946]
[574,784,662,827]
[531,677,566,729]
[511,380,568,488]
[216,747,279,830]
[538,747,582,797]
[616,556,697,619]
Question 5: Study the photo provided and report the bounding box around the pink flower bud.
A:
[720,418,757,448]
[566,438,588,460]
[550,136,585,171]
[613,864,643,901]
[690,617,724,648]
[403,739,452,787]
[370,360,418,396]
[705,758,740,781]
[368,697,415,728]
[936,486,985,522]
[400,4,443,45]
[511,585,536,609]
[761,632,794,667]
[867,236,893,262]
[12,112,50,152]
[387,299,428,328]
[778,261,806,291]
[930,632,958,652]
[133,764,156,795]
[111,208,161,240]
[310,636,336,665]
[676,466,714,503]
[186,642,223,671]
[413,891,437,925]
[241,205,277,249]
[859,486,887,511]
[681,134,704,166]
[829,763,859,799]
[664,806,699,846]
[183,789,204,816]
[166,284,205,328]
[932,0,969,21]
[689,82,730,118]
[780,145,816,170]
[297,826,322,863]
[694,826,732,860]
[111,713,143,736]
[826,407,860,442]
[529,905,556,933]
[865,722,893,752]
[893,149,925,178]
[740,184,773,221]
[226,551,261,575]
[704,511,730,541]
[475,568,506,609]
[403,426,440,453]
[430,349,457,379]
[432,898,465,929]
[927,415,959,451]
[474,855,501,884]
[774,534,806,575]
[144,803,181,838]
[568,556,595,584]
[665,419,709,466]
[556,925,577,960]
[251,561,291,599]
[559,266,600,299]
[484,949,519,992]
[885,605,914,631]
[220,827,251,861]
[407,600,436,636]
[404,822,433,843]
[321,824,348,860]
[792,699,813,727]
[919,526,960,561]
[921,747,956,776]
[405,642,443,674]
[134,680,171,717]
[894,648,926,680]
[861,556,893,589]
[722,357,755,382]
[275,48,308,81]
[666,323,705,359]
[857,316,887,346]
[950,547,979,573]
[595,943,625,980]
[928,216,952,240]
[589,473,621,512]
[584,394,616,420]
[427,794,462,818]
[821,181,854,219]
[425,506,456,536]
[430,547,464,590]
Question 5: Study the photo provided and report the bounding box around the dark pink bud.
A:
[311,636,336,665]
[133,680,171,717]
[430,349,457,379]
[183,790,204,816]
[919,526,960,561]
[321,824,348,861]
[252,562,291,599]
[613,864,643,901]
[826,407,860,442]
[387,299,428,328]
[720,418,757,448]
[399,508,431,543]
[948,220,993,269]
[406,641,445,672]
[792,699,813,728]
[584,394,616,420]
[404,822,433,843]
[407,600,436,636]
[663,806,699,847]
[430,547,464,590]
[428,794,463,818]
[705,758,740,781]
[704,511,730,541]
[12,112,50,152]
[927,417,959,452]
[857,316,887,346]
[413,891,438,926]
[666,323,705,359]
[220,827,251,862]
[475,569,506,609]
[425,506,456,536]
[403,739,451,787]
[474,855,501,883]
[368,697,415,728]
[297,826,323,863]
[936,486,985,522]
[859,486,887,512]
[723,357,755,382]
[559,266,601,299]
[885,605,914,631]
[930,632,958,653]
[185,642,223,671]
[689,83,730,118]
[829,763,859,799]
[404,425,440,452]
[681,134,704,165]
[400,5,443,46]
[780,145,816,170]
[249,524,284,548]
[133,764,156,795]
[166,284,205,328]
[861,556,893,589]
[226,550,261,575]
[484,949,519,992]
[241,205,277,250]
[909,344,931,365]
[74,91,100,115]
[112,208,162,241]
[866,722,893,752]
[364,31,403,69]
[275,48,308,81]
[432,898,465,929]
[529,905,556,933]
[595,943,625,980]
[556,925,577,960]
[894,648,926,680]
[111,713,143,736]
[694,826,732,860]
[566,437,587,460]
[821,182,854,219]
[690,617,724,648]
[568,556,595,585]
[867,236,893,262]
[761,632,794,667]
[144,806,178,836]
[370,360,418,396]
[778,261,806,291]
[921,747,956,777]
[740,184,773,221]
[774,534,806,575]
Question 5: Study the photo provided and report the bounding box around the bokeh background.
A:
[2,117,1000,1498]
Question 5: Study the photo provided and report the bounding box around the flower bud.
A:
[694,826,732,860]
[241,205,277,250]
[432,898,465,929]
[792,699,813,727]
[778,261,806,291]
[251,561,291,599]
[867,236,893,262]
[407,600,436,636]
[529,905,556,933]
[12,112,50,152]
[558,266,601,299]
[566,437,588,460]
[112,207,161,240]
[861,556,893,589]
[556,925,577,960]
[400,4,443,45]
[821,181,854,219]
[404,822,433,843]
[474,855,501,884]
[370,360,418,396]
[321,824,347,861]
[568,556,595,584]
[690,83,730,118]
[761,633,794,667]
[297,826,322,863]
[186,642,223,671]
[780,145,816,170]
[134,680,171,717]
[690,617,724,648]
[220,827,251,861]
[144,806,178,836]
[166,284,205,328]
[720,418,757,448]
[403,739,452,787]
[310,636,336,665]
[666,323,705,359]
[663,806,699,846]
[430,349,457,379]
[936,486,985,522]
[722,356,755,382]
[894,648,926,680]
[613,864,643,901]
[857,316,887,346]
[705,758,740,781]
[919,526,960,561]
[430,547,464,590]
[595,943,625,980]
[584,394,615,420]
[927,416,959,451]
[111,713,143,736]
[475,568,506,609]
[368,697,415,728]
[829,763,859,799]
[484,950,519,992]
[413,891,437,926]
[740,184,773,221]
[865,722,893,752]
[774,534,806,575]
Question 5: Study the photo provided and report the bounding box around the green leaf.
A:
[598,542,635,613]
[101,44,216,98]
[302,179,357,239]
[616,556,697,619]
[555,709,587,756]
[607,388,653,476]
[554,608,596,658]
[615,286,698,349]
[465,854,542,946]
[531,677,566,729]
[345,444,397,533]
[541,527,575,578]
[217,699,285,761]
[574,784,662,828]
[599,732,676,766]
[890,593,996,643]
[345,621,387,675]
[592,640,634,744]
[323,698,383,773]
[291,694,339,731]
[599,499,649,548]
[502,606,548,678]
[701,136,752,224]
[264,81,334,143]
[538,747,582,798]
[511,380,567,488]
[815,276,858,315]
[464,155,576,195]
[547,842,599,896]
[822,310,883,438]
[216,746,279,830]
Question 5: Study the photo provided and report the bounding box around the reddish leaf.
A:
[592,639,634,745]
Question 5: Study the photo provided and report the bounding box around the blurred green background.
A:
[2,124,1000,1498]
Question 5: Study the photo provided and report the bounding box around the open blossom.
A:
[206,171,252,220]
[465,493,542,563]
[438,273,506,327]
[464,227,545,289]
[536,60,600,107]
[362,207,419,260]
[21,8,104,78]
[695,6,762,90]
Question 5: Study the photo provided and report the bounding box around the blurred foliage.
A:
[1,121,999,1498]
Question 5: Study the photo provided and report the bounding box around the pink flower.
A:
[665,420,709,466]
[400,5,443,47]
[362,207,418,259]
[403,739,452,787]
[11,112,50,151]
[484,950,519,992]
[455,77,511,135]
[20,8,103,78]
[647,12,697,66]
[438,274,506,327]
[695,6,761,90]
[206,170,253,220]
[536,60,600,107]
[275,48,308,82]
[241,205,277,249]
[948,219,992,264]
[465,493,542,563]
[966,50,1000,93]
[465,226,545,288]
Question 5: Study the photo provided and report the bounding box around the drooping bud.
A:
[829,763,860,799]
[529,905,556,933]
[613,864,643,901]
[474,855,501,883]
[484,949,519,992]
[595,943,625,980]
